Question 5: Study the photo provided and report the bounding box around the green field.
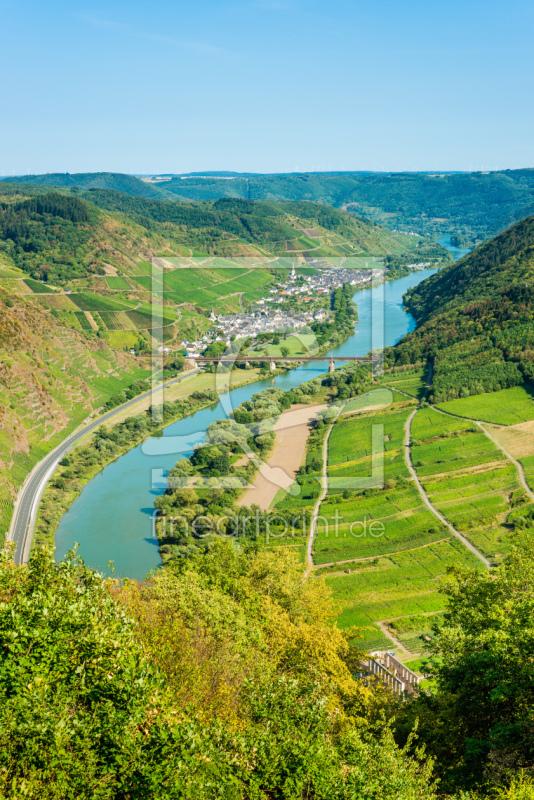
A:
[301,403,476,653]
[291,391,529,657]
[69,292,136,312]
[131,266,276,311]
[0,265,24,278]
[32,294,79,311]
[23,278,57,293]
[437,384,534,425]
[325,540,483,651]
[106,276,131,290]
[108,330,138,349]
[73,311,93,330]
[379,370,428,400]
[251,333,318,357]
[411,407,521,560]
[341,387,414,415]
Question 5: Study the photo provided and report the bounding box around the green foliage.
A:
[392,217,534,402]
[0,544,439,799]
[397,539,534,793]
[0,193,100,284]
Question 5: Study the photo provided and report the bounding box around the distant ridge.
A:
[0,172,170,200]
[4,168,534,241]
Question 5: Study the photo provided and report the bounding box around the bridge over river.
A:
[190,355,376,372]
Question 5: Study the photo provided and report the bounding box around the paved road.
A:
[8,369,199,565]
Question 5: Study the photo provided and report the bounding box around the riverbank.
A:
[54,267,441,580]
[34,367,274,554]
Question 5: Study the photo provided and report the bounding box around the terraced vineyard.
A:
[410,407,521,560]
[279,374,534,659]
[0,288,151,543]
[323,539,481,651]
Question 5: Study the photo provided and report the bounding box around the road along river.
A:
[55,267,443,580]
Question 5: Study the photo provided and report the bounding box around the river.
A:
[55,255,461,580]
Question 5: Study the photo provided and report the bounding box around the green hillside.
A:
[0,286,151,541]
[77,191,419,258]
[1,171,167,199]
[1,185,440,349]
[8,168,534,243]
[0,186,424,284]
[158,169,534,243]
[390,216,534,402]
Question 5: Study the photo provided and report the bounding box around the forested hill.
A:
[0,187,408,284]
[6,168,534,243]
[1,171,168,200]
[390,216,534,402]
[0,190,169,283]
[77,191,396,256]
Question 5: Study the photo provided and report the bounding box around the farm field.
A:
[108,330,139,349]
[411,407,522,561]
[327,406,411,467]
[31,294,80,311]
[437,384,534,425]
[69,292,136,312]
[250,333,318,358]
[311,407,450,566]
[341,387,415,416]
[324,539,483,652]
[84,366,263,429]
[131,265,276,308]
[106,276,132,290]
[23,278,57,293]
[290,387,531,658]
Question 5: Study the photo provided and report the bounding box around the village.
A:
[181,265,382,357]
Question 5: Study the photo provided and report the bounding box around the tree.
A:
[400,538,534,792]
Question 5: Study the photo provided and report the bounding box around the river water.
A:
[55,257,460,579]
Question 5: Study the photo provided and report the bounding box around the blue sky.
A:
[1,0,533,174]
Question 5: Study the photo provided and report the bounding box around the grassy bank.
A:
[32,368,270,554]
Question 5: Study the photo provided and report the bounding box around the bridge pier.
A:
[329,359,335,373]
[270,359,276,371]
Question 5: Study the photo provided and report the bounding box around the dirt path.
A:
[477,424,534,497]
[432,406,534,503]
[238,404,326,512]
[84,312,99,332]
[375,620,421,660]
[303,402,346,579]
[315,536,452,571]
[405,408,491,568]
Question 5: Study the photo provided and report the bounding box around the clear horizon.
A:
[3,167,532,179]
[1,0,533,175]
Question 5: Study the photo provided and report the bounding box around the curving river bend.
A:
[56,247,467,579]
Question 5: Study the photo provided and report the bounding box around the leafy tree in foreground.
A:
[396,537,534,795]
[0,545,437,799]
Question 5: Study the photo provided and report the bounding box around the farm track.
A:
[304,402,346,580]
[404,409,491,568]
[385,379,527,565]
[432,406,534,503]
[375,620,421,660]
[314,536,452,571]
